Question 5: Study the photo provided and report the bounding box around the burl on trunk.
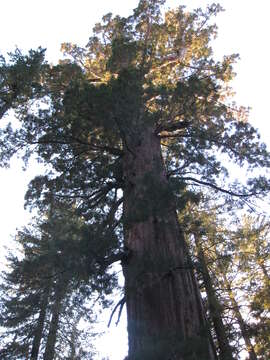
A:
[122,126,215,360]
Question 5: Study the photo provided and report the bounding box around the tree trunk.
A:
[122,126,215,360]
[30,284,51,360]
[69,320,78,359]
[44,279,66,360]
[194,236,235,360]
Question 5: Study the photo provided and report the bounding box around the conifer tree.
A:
[0,249,50,358]
[178,200,237,359]
[0,48,45,120]
[232,215,270,359]
[0,204,114,359]
[1,1,270,358]
[190,210,261,360]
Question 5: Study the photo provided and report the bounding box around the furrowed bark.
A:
[122,125,215,360]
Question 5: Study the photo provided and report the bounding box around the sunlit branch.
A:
[156,119,190,134]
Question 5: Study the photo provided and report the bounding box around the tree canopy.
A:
[1,1,269,207]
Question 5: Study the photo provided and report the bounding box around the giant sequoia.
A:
[1,1,270,359]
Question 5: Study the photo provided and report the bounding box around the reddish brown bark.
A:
[122,126,215,359]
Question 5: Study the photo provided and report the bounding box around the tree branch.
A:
[181,176,257,198]
[107,296,126,327]
[102,248,132,268]
[156,119,190,134]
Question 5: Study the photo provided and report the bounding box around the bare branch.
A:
[107,296,126,327]
[181,176,258,198]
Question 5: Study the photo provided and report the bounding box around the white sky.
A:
[0,1,270,359]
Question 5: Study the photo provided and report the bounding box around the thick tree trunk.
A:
[122,126,215,360]
[194,236,234,360]
[44,279,66,360]
[30,284,51,360]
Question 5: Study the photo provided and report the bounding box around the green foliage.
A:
[0,203,117,359]
[178,197,270,359]
[0,47,46,120]
[0,1,269,205]
[1,1,270,359]
[231,215,270,359]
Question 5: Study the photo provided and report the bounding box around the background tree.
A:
[177,196,270,360]
[178,199,237,359]
[0,203,115,359]
[0,227,54,359]
[231,215,270,359]
[0,48,46,120]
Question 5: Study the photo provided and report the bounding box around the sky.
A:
[0,0,270,358]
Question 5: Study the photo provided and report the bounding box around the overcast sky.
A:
[0,1,269,358]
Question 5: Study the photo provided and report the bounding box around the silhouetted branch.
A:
[108,296,126,327]
[181,176,257,198]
